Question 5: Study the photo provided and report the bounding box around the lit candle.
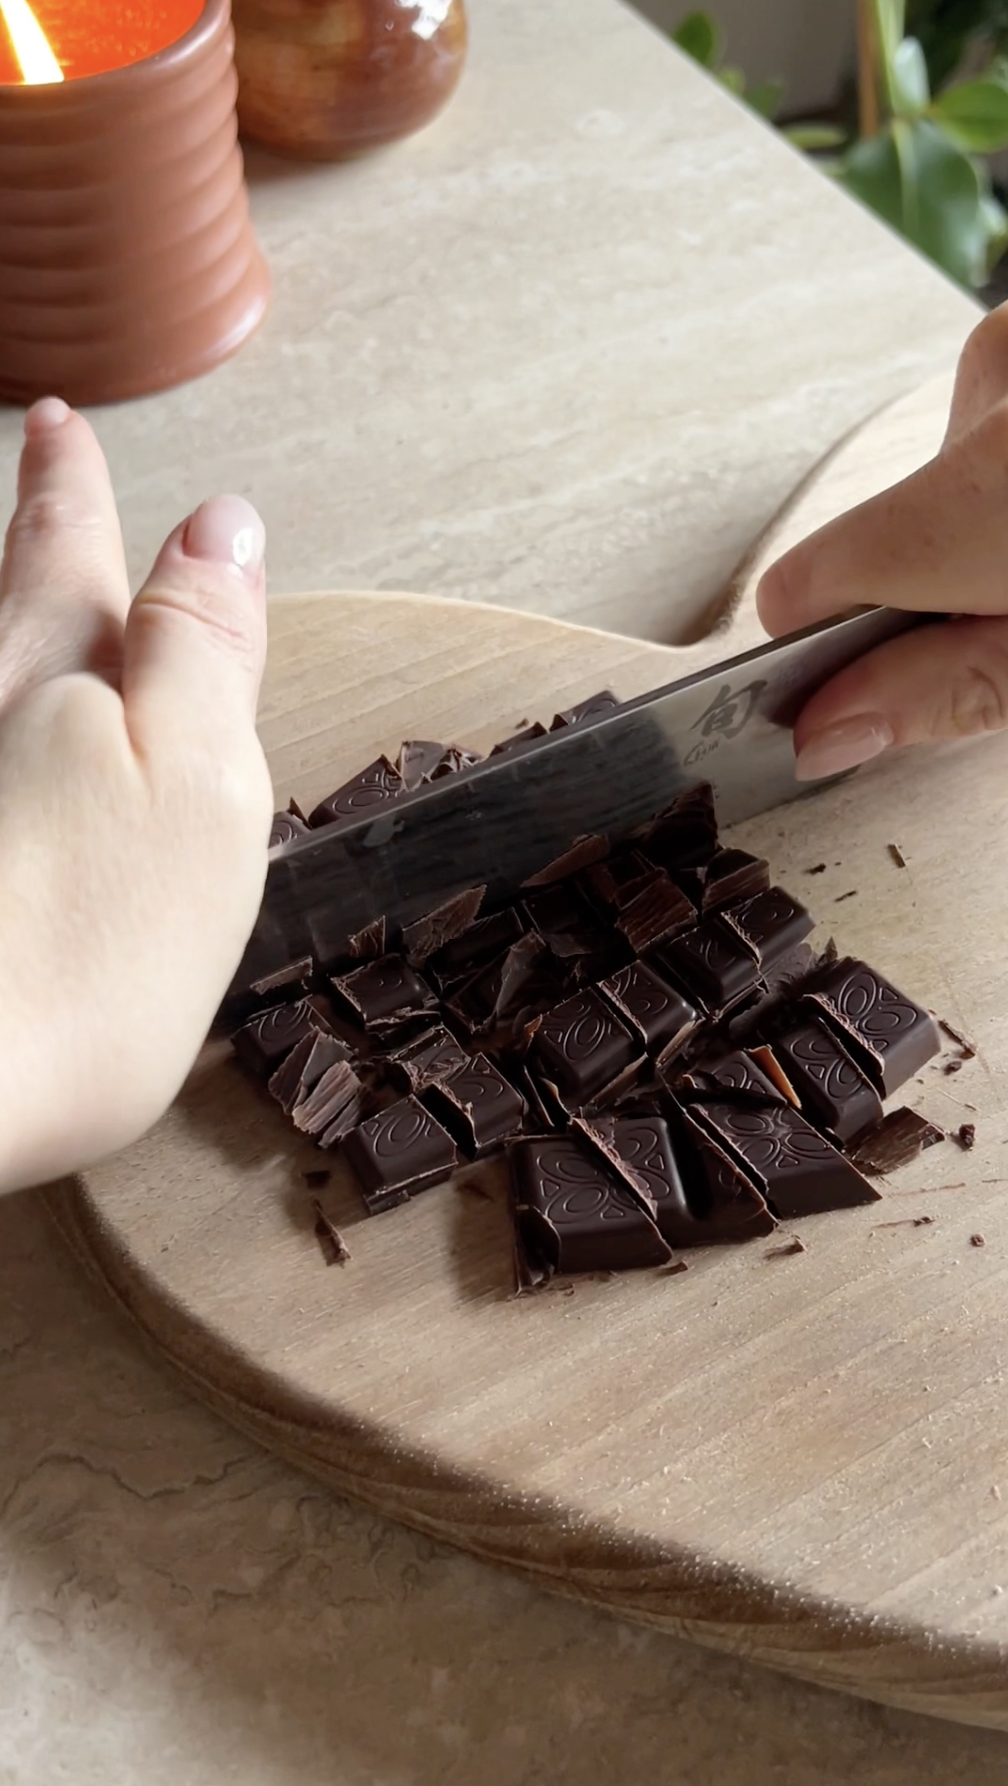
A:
[0,0,206,85]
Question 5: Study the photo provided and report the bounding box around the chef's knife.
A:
[225,606,921,1009]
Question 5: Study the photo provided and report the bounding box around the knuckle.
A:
[7,492,105,547]
[139,586,261,673]
[948,666,1008,737]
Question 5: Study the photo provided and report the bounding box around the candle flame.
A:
[1,0,63,83]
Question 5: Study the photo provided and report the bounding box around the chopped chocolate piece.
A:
[616,873,695,953]
[425,1054,527,1157]
[938,1016,977,1059]
[522,833,610,887]
[386,1025,470,1092]
[957,1122,977,1151]
[663,1109,776,1244]
[312,1200,351,1266]
[509,1136,671,1274]
[599,962,698,1060]
[569,1116,656,1210]
[511,1062,562,1132]
[489,721,549,757]
[806,863,827,875]
[268,1032,350,1117]
[320,1092,368,1148]
[835,891,858,904]
[269,810,311,849]
[748,1046,800,1105]
[287,797,308,824]
[331,956,437,1032]
[250,955,315,1004]
[887,843,907,869]
[658,917,761,1013]
[636,782,718,870]
[971,1233,986,1248]
[396,739,447,790]
[549,689,620,730]
[722,886,814,970]
[308,756,404,829]
[944,1058,964,1075]
[523,884,609,960]
[429,745,483,778]
[687,1050,786,1102]
[810,959,941,1095]
[342,1097,460,1215]
[849,1107,946,1176]
[401,887,486,967]
[770,1013,883,1143]
[347,916,387,961]
[583,850,654,910]
[697,848,770,912]
[427,908,526,988]
[530,990,638,1102]
[447,934,552,1034]
[696,1100,881,1218]
[766,1237,806,1258]
[580,1054,649,1114]
[293,1059,363,1138]
[232,997,337,1078]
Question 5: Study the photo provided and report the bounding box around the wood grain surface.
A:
[46,372,1008,1729]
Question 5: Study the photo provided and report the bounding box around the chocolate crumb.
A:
[661,1260,689,1276]
[312,1200,351,1267]
[302,1169,331,1189]
[765,1237,806,1258]
[887,843,907,868]
[834,890,858,903]
[874,1215,935,1230]
[806,864,827,875]
[956,1122,977,1151]
[850,1108,945,1176]
[938,1016,977,1059]
[971,1233,987,1248]
[943,1059,964,1075]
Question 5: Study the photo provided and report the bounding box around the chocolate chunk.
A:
[887,843,907,869]
[635,782,718,870]
[396,739,447,790]
[348,916,387,961]
[425,1054,527,1156]
[489,722,549,757]
[530,990,638,1102]
[268,1032,350,1117]
[401,886,486,967]
[429,745,483,778]
[523,884,610,960]
[312,1200,351,1267]
[687,1050,786,1102]
[269,811,311,849]
[522,833,610,887]
[583,850,654,910]
[509,1135,671,1275]
[697,848,770,912]
[673,1111,777,1243]
[331,956,437,1032]
[342,1097,460,1214]
[427,908,526,988]
[599,962,697,1061]
[250,955,315,1004]
[810,959,941,1095]
[308,756,403,828]
[231,997,337,1078]
[447,933,553,1035]
[568,1115,656,1209]
[957,1122,976,1151]
[549,690,620,730]
[386,1025,470,1092]
[658,917,761,1013]
[292,1059,363,1139]
[771,1013,882,1143]
[722,886,814,970]
[695,1099,881,1218]
[616,873,695,953]
[849,1108,946,1176]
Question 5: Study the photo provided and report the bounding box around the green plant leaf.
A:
[719,64,746,95]
[841,117,996,286]
[672,11,721,69]
[747,78,784,119]
[931,77,1008,149]
[873,0,909,110]
[784,122,849,149]
[891,36,932,112]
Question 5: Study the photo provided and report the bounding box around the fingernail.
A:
[794,714,895,782]
[24,396,71,438]
[183,496,265,580]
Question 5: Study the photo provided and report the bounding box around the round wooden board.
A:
[47,372,1008,1730]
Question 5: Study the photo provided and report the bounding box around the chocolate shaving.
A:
[835,890,858,903]
[348,916,387,961]
[312,1200,351,1267]
[251,956,314,1000]
[849,1108,945,1176]
[887,843,907,868]
[522,834,610,886]
[955,1122,977,1151]
[569,1115,656,1213]
[874,1215,935,1230]
[401,886,486,967]
[938,1016,977,1059]
[765,1237,806,1258]
[806,863,827,875]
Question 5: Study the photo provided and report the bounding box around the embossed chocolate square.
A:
[809,958,940,1096]
[721,885,815,970]
[771,1011,882,1143]
[307,755,403,829]
[529,990,638,1102]
[658,917,761,1013]
[509,1135,671,1276]
[385,1026,470,1093]
[425,1053,527,1157]
[599,962,697,1061]
[342,1097,460,1215]
[695,1099,881,1219]
[331,956,438,1033]
[232,997,338,1078]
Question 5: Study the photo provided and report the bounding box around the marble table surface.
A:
[0,0,1000,1780]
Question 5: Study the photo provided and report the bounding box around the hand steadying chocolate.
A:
[0,398,272,1193]
[757,303,1008,781]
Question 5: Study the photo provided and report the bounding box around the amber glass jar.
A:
[232,0,468,160]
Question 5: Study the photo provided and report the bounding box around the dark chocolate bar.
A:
[599,962,697,1060]
[809,959,941,1095]
[342,1097,460,1214]
[308,756,403,829]
[510,1135,671,1275]
[771,1012,882,1142]
[530,990,638,1102]
[695,1099,881,1218]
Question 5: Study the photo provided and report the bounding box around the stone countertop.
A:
[0,0,1000,1780]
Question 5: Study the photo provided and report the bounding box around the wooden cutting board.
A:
[46,370,1008,1731]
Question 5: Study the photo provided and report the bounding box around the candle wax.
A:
[0,0,205,83]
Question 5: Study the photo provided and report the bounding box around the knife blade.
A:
[226,605,921,1007]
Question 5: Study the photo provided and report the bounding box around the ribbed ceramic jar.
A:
[0,0,270,407]
[232,0,468,160]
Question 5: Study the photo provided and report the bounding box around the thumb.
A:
[123,495,268,759]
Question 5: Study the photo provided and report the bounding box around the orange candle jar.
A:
[0,0,270,406]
